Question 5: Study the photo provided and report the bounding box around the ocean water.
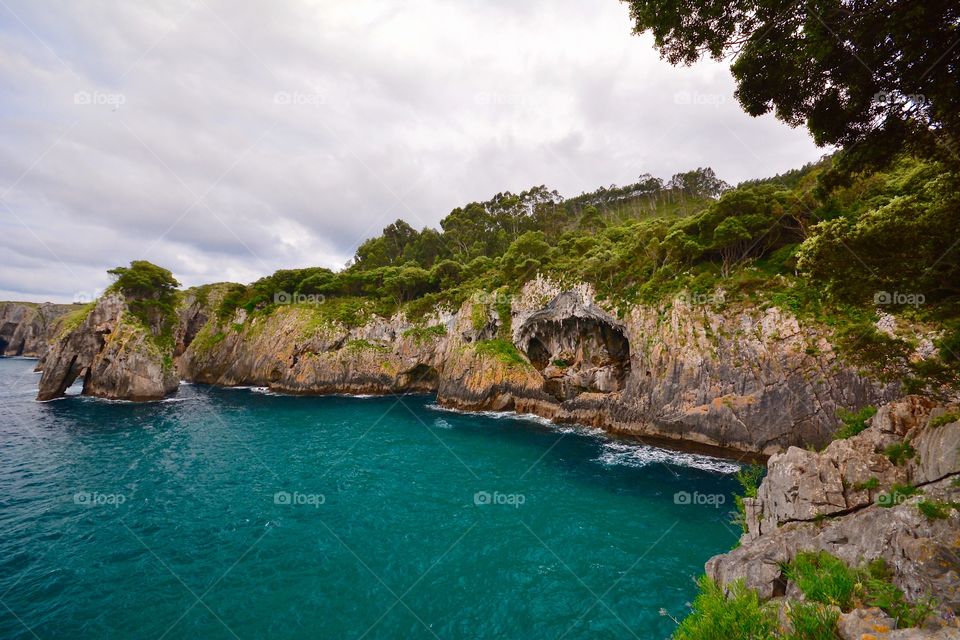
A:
[0,357,742,639]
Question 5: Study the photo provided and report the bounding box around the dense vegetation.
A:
[203,152,959,394]
[672,552,937,639]
[106,260,181,362]
[621,0,960,181]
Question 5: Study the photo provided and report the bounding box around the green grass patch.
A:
[929,411,960,428]
[785,601,838,640]
[474,339,530,368]
[883,442,916,466]
[672,576,777,640]
[917,500,954,520]
[834,405,877,439]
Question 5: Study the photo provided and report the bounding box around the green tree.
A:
[621,0,960,174]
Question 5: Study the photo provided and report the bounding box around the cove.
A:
[0,357,741,639]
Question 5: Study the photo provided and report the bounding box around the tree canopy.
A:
[621,0,960,175]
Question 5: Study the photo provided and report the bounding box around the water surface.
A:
[0,357,741,639]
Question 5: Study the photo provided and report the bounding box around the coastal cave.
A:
[398,363,439,392]
[518,293,631,401]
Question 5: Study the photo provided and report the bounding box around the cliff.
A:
[705,396,960,636]
[36,295,178,401]
[0,301,81,358]
[36,278,914,456]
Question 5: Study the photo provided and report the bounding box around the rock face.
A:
[37,278,900,454]
[706,397,960,624]
[0,301,79,358]
[36,295,178,401]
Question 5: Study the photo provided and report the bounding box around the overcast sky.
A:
[0,0,825,303]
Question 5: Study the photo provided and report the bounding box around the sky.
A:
[0,0,826,303]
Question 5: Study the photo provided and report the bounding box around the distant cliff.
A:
[35,278,915,456]
[0,301,81,358]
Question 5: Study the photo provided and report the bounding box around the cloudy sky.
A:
[0,0,825,303]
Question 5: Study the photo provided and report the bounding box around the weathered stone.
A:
[0,301,79,358]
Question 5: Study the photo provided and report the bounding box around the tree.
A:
[621,0,960,174]
[107,261,180,301]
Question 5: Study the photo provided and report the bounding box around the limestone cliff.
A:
[36,295,178,401]
[0,301,80,358]
[706,397,960,630]
[34,278,907,455]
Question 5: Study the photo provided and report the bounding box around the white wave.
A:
[425,403,555,427]
[433,418,452,429]
[595,441,741,474]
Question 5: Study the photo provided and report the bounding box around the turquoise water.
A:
[0,357,741,639]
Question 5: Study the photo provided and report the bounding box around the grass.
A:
[883,442,916,466]
[402,323,447,345]
[853,477,880,491]
[474,339,531,368]
[732,465,765,534]
[672,576,777,640]
[784,552,937,627]
[917,500,954,520]
[785,601,838,640]
[929,411,960,428]
[783,551,858,609]
[834,405,877,439]
[344,339,388,353]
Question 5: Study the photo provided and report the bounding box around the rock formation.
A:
[0,301,80,358]
[31,278,902,455]
[706,397,960,631]
[36,295,178,401]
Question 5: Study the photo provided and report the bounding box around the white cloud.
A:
[0,0,824,302]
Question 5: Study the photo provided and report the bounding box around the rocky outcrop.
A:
[0,301,80,358]
[706,397,960,627]
[38,277,901,454]
[36,295,178,401]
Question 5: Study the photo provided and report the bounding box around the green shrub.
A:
[672,576,777,640]
[784,551,858,610]
[929,411,960,428]
[834,406,877,439]
[853,477,880,491]
[785,601,839,640]
[732,464,765,534]
[883,442,916,466]
[917,500,953,520]
[402,323,447,345]
[474,339,530,368]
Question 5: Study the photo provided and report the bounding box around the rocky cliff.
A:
[706,396,960,635]
[0,301,80,358]
[36,295,178,401]
[37,278,909,456]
